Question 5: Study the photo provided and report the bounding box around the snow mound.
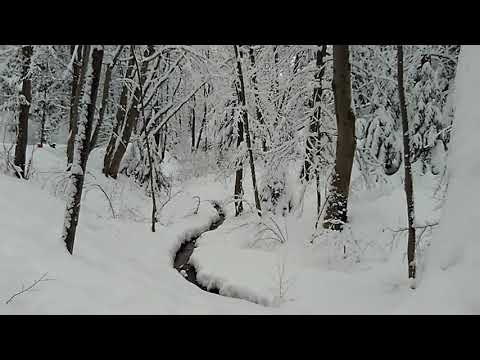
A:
[398,45,480,314]
[0,147,263,314]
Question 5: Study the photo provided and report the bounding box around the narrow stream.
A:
[173,201,225,294]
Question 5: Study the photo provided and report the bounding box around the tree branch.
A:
[5,272,54,304]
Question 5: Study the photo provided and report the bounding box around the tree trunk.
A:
[191,95,196,152]
[234,99,244,216]
[397,45,417,285]
[303,45,327,183]
[62,46,103,255]
[105,46,154,178]
[234,45,262,215]
[131,45,158,232]
[249,46,267,152]
[40,88,47,146]
[323,45,356,231]
[89,63,112,154]
[272,45,280,128]
[304,45,327,220]
[161,123,167,161]
[103,55,135,175]
[13,45,33,179]
[67,45,84,165]
[195,85,208,151]
[105,48,138,178]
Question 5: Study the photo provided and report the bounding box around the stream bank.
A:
[173,201,225,294]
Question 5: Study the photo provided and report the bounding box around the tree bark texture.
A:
[67,45,87,165]
[13,45,33,178]
[303,45,327,183]
[63,46,103,254]
[104,46,154,178]
[103,55,135,175]
[397,45,417,283]
[323,45,356,231]
[89,62,113,154]
[249,46,267,152]
[234,45,262,215]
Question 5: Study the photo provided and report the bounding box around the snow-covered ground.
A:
[1,46,480,314]
[187,46,480,314]
[0,146,264,314]
[189,164,442,313]
[0,143,444,314]
[393,45,480,314]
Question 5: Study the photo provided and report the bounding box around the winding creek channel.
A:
[173,201,225,295]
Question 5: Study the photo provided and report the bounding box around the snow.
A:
[0,146,263,314]
[1,136,462,314]
[2,45,480,314]
[189,163,442,313]
[430,45,480,270]
[394,45,480,314]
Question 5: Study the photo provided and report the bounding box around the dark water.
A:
[173,201,224,294]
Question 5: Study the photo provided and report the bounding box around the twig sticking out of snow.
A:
[5,272,54,304]
[385,222,439,233]
[24,144,38,180]
[84,182,116,219]
[255,215,289,245]
[192,196,201,215]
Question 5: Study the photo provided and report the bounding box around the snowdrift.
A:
[397,45,480,314]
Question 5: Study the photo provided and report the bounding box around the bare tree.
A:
[190,95,196,152]
[323,45,356,231]
[39,87,47,147]
[13,45,33,178]
[67,45,89,166]
[104,46,154,178]
[195,84,209,151]
[233,98,244,216]
[248,46,267,152]
[66,45,81,164]
[89,45,124,154]
[103,51,135,175]
[233,45,262,215]
[397,45,417,286]
[303,45,327,216]
[131,45,158,232]
[62,46,103,255]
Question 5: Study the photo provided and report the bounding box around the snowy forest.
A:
[0,44,477,314]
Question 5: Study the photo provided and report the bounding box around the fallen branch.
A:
[5,272,54,304]
[385,222,439,233]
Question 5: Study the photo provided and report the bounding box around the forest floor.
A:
[0,143,472,314]
[0,145,263,314]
